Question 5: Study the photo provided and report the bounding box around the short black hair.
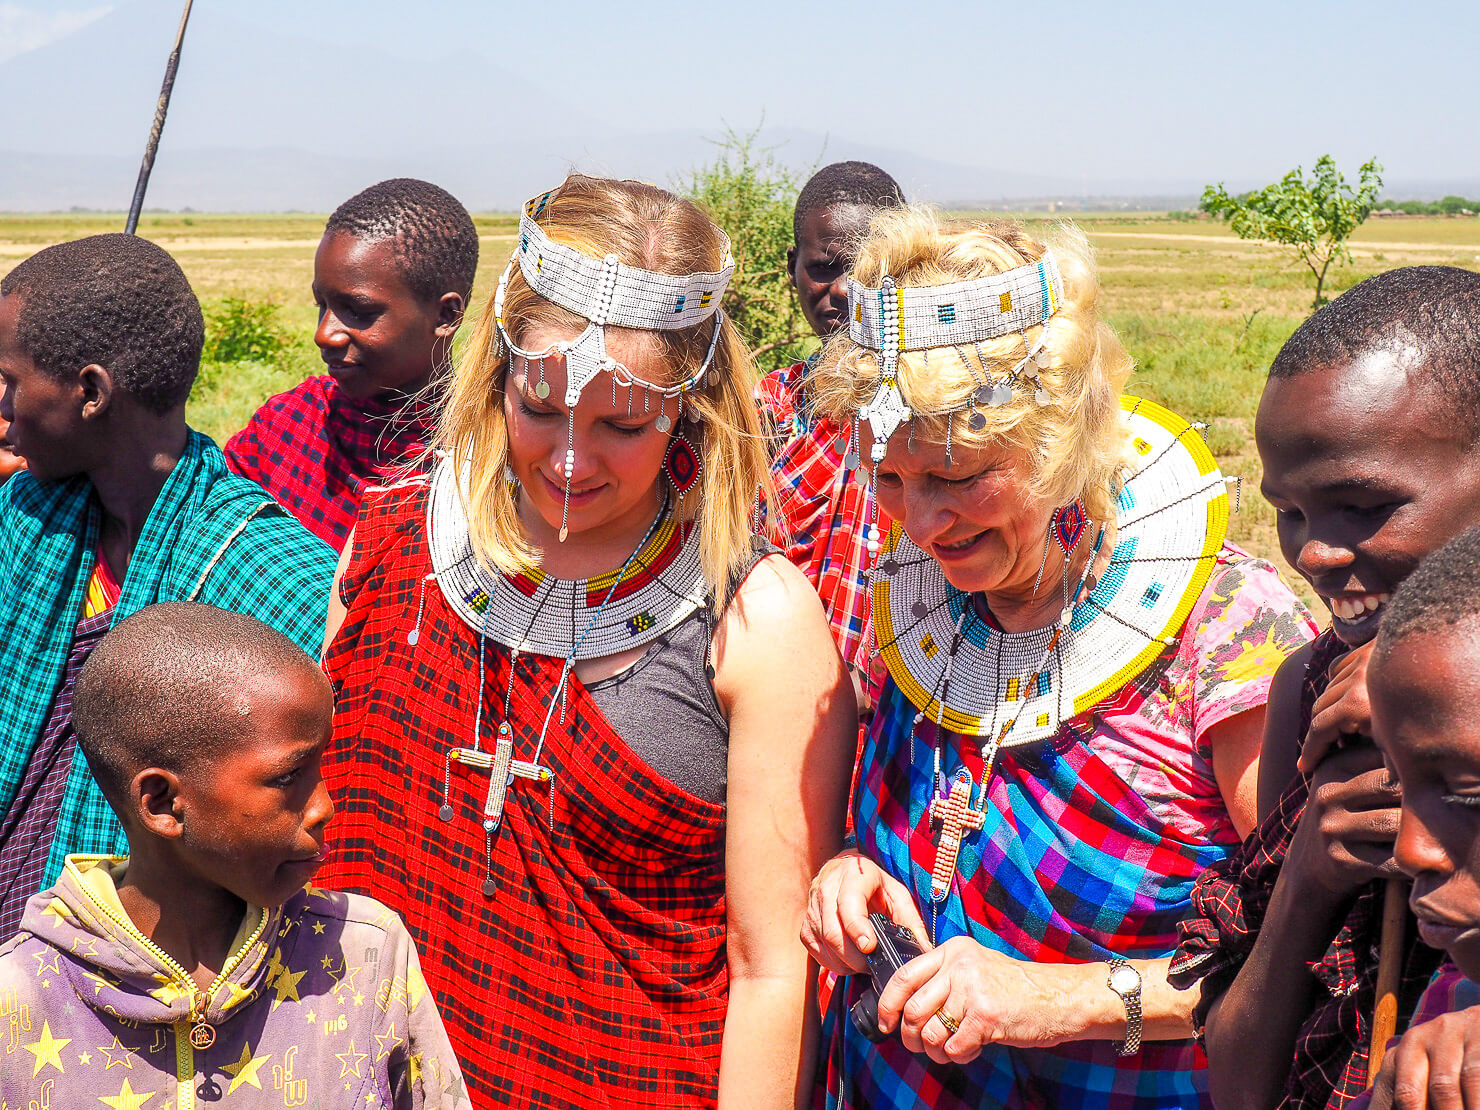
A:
[0,234,203,415]
[793,161,905,243]
[1269,266,1480,437]
[323,178,479,304]
[1377,525,1480,655]
[73,602,327,812]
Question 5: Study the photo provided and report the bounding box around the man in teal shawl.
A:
[0,234,336,935]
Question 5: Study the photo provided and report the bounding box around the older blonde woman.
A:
[320,176,856,1109]
[800,210,1315,1109]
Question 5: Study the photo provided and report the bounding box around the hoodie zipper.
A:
[77,880,269,1109]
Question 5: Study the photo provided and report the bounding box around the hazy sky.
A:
[7,0,1479,188]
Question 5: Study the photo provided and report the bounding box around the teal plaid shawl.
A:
[0,431,337,886]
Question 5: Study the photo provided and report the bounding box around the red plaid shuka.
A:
[1170,629,1443,1110]
[756,360,881,670]
[224,374,433,551]
[321,478,728,1109]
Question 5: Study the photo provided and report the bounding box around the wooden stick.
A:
[125,0,195,235]
[1367,877,1408,1087]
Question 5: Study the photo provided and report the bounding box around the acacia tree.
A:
[1201,155,1383,311]
[682,126,812,371]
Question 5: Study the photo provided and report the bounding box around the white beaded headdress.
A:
[494,190,736,539]
[842,253,1066,562]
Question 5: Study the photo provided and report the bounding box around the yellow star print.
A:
[23,1021,70,1076]
[147,980,191,1008]
[221,1042,271,1094]
[271,966,307,1005]
[40,898,73,928]
[97,1077,156,1110]
[312,920,326,935]
[374,1023,400,1062]
[335,1039,368,1080]
[99,1034,136,1070]
[222,982,256,1011]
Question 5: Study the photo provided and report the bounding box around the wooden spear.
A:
[124,0,195,235]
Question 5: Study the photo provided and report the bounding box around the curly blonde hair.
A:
[807,207,1133,525]
[438,175,770,596]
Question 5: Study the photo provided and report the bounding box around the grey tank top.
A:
[583,548,771,806]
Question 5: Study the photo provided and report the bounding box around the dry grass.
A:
[4,209,1479,609]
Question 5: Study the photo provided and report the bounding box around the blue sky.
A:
[6,0,1479,188]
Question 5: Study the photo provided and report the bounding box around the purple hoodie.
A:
[0,856,472,1108]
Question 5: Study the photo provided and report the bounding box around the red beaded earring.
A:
[663,430,702,516]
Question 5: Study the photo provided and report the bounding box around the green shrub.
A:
[681,126,813,373]
[202,296,291,365]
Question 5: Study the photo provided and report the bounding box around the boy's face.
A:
[1372,625,1480,981]
[788,203,872,340]
[1257,350,1480,646]
[175,665,334,909]
[0,293,85,482]
[313,231,447,402]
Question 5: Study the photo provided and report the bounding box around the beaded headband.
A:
[494,189,736,540]
[841,253,1066,566]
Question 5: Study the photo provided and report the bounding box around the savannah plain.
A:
[4,209,1479,610]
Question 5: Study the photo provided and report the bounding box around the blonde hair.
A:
[808,207,1133,525]
[439,174,770,598]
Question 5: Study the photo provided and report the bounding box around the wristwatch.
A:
[1107,958,1142,1056]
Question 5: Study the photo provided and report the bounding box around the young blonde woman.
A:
[320,176,856,1109]
[799,208,1315,1109]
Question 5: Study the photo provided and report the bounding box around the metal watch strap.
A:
[1108,958,1142,1056]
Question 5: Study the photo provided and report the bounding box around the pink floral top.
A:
[1084,544,1316,846]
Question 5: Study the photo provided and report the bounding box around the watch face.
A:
[1109,965,1140,995]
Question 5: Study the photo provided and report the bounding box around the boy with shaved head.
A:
[756,161,905,706]
[0,234,335,938]
[226,178,478,549]
[0,602,471,1107]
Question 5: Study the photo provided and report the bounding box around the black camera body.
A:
[849,913,926,1044]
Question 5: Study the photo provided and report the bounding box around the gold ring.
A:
[935,1008,961,1035]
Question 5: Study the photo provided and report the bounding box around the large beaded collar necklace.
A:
[426,457,707,660]
[869,397,1233,928]
[494,191,734,541]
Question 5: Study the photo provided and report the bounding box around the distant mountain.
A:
[1,0,1471,212]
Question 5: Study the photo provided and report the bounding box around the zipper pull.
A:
[188,998,216,1050]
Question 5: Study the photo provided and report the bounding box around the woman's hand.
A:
[801,849,929,976]
[875,938,1087,1064]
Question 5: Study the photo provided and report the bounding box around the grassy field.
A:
[4,209,1479,609]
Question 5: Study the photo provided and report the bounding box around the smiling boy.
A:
[0,234,335,939]
[0,602,471,1107]
[755,161,904,690]
[226,178,478,550]
[1171,265,1480,1110]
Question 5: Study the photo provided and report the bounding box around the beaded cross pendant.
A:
[927,772,985,901]
[449,732,554,833]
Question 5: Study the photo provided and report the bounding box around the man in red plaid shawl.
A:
[755,162,904,708]
[226,179,478,550]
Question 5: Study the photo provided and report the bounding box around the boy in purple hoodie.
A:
[0,602,471,1108]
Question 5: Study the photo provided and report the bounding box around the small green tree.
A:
[201,296,291,364]
[1201,155,1383,311]
[681,126,811,371]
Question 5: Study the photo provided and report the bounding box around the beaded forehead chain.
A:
[494,191,736,540]
[842,253,1066,564]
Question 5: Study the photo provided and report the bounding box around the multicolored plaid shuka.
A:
[322,479,729,1110]
[756,360,879,669]
[225,374,434,550]
[0,431,336,889]
[820,683,1227,1110]
[1171,630,1443,1110]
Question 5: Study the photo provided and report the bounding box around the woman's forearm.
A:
[718,972,816,1110]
